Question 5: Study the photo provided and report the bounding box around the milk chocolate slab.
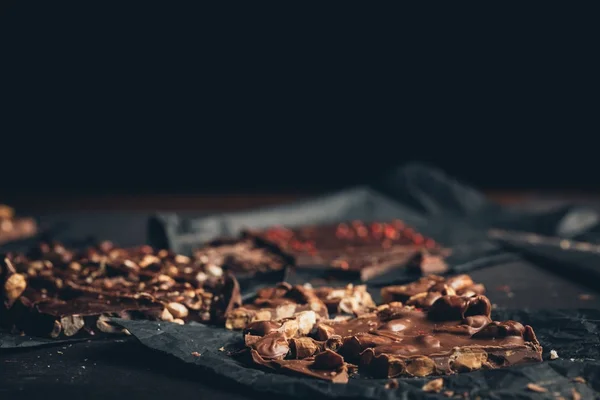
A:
[1,241,241,337]
[238,287,542,381]
[246,220,446,281]
[381,274,485,309]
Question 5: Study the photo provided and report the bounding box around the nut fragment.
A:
[422,378,444,393]
[550,349,559,360]
[4,273,27,304]
[167,302,188,319]
[571,388,581,400]
[160,308,174,322]
[450,349,488,372]
[572,376,586,383]
[526,383,547,393]
[96,315,125,334]
[50,320,62,338]
[60,315,85,337]
[405,356,436,377]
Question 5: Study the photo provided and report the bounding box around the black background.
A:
[2,2,599,197]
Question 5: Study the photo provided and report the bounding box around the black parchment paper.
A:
[117,308,600,399]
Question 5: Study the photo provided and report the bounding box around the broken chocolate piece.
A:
[238,279,541,381]
[247,220,446,281]
[0,242,241,337]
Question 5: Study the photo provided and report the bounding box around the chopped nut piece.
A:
[443,390,454,397]
[160,308,174,322]
[191,352,201,357]
[60,315,85,337]
[50,320,62,338]
[550,349,559,360]
[219,347,225,352]
[578,294,593,301]
[166,302,189,318]
[526,383,547,393]
[4,272,27,304]
[422,378,444,393]
[572,376,586,383]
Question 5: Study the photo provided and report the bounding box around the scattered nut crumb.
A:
[526,383,547,393]
[422,378,444,393]
[384,379,399,389]
[443,390,454,397]
[219,347,225,352]
[572,376,586,383]
[191,351,201,357]
[57,351,63,355]
[496,285,511,292]
[578,294,594,301]
[491,303,498,310]
[571,388,581,400]
[550,349,559,360]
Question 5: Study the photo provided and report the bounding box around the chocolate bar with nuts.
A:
[246,220,448,281]
[381,274,485,309]
[0,205,37,245]
[1,241,241,338]
[237,282,541,381]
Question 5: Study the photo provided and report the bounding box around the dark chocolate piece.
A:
[246,220,445,281]
[194,236,293,275]
[1,241,241,337]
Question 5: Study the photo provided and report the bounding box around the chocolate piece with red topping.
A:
[246,220,446,281]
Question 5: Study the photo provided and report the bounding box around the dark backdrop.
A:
[2,1,598,196]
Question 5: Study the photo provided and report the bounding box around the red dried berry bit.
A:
[412,234,424,245]
[383,224,398,240]
[356,226,369,238]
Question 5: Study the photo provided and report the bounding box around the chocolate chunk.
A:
[247,220,445,281]
[238,277,542,381]
[1,242,241,337]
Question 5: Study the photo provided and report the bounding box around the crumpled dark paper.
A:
[0,330,89,349]
[117,308,600,400]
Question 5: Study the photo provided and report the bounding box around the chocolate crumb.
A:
[571,388,581,400]
[384,379,399,389]
[572,376,586,383]
[422,378,444,393]
[191,352,201,357]
[550,349,559,360]
[526,383,547,393]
